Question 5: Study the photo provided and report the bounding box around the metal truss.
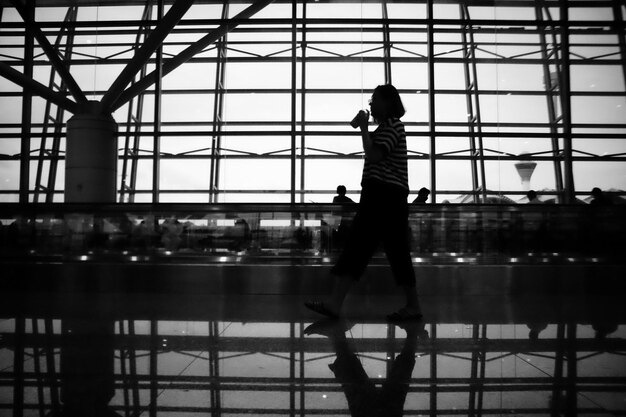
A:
[32,7,77,203]
[1,1,626,202]
[119,2,154,203]
[459,2,487,203]
[209,2,229,204]
[535,1,565,197]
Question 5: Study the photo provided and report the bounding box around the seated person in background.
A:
[526,190,542,204]
[590,187,613,206]
[333,185,355,204]
[412,187,430,204]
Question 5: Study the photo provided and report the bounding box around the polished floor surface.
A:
[1,289,625,417]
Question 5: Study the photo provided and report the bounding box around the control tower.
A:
[515,155,537,191]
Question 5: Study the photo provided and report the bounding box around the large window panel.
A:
[306,93,365,123]
[306,3,380,19]
[161,94,215,123]
[225,62,291,89]
[573,161,626,192]
[402,93,429,124]
[306,62,383,91]
[160,159,209,192]
[224,93,290,122]
[0,97,22,123]
[303,135,363,157]
[483,159,557,193]
[436,160,473,195]
[304,159,363,193]
[387,2,425,19]
[390,63,428,90]
[476,64,545,92]
[435,94,474,123]
[408,159,430,194]
[1,1,625,203]
[221,136,292,156]
[571,96,626,124]
[571,65,625,92]
[479,95,549,124]
[163,62,217,91]
[434,63,467,90]
[219,159,292,197]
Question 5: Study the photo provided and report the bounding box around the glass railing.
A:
[1,203,624,264]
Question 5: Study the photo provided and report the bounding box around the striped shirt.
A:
[362,118,409,191]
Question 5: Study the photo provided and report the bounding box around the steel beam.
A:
[290,0,297,204]
[208,2,229,204]
[100,0,194,112]
[153,0,164,204]
[34,6,77,203]
[460,3,486,203]
[613,0,626,103]
[9,0,87,105]
[382,1,392,84]
[149,320,158,417]
[560,0,575,203]
[120,3,155,203]
[0,61,79,113]
[427,0,436,203]
[299,1,307,203]
[111,0,275,112]
[536,3,565,198]
[18,0,33,204]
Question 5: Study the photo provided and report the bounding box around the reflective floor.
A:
[1,289,625,417]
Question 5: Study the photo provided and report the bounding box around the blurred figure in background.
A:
[526,190,542,204]
[412,187,430,204]
[333,185,355,204]
[590,187,613,206]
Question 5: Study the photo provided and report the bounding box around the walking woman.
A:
[305,84,422,321]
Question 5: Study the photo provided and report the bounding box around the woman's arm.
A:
[357,111,385,163]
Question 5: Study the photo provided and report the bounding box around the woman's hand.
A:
[356,110,370,130]
[351,110,370,130]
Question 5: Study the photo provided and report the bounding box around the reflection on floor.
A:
[1,291,625,417]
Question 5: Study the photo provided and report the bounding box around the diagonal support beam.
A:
[0,61,79,113]
[9,0,87,105]
[110,0,275,113]
[100,0,195,112]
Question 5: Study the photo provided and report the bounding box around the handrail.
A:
[1,203,624,265]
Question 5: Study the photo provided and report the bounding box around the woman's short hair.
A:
[374,84,405,119]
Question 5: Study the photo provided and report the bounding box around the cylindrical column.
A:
[65,111,118,203]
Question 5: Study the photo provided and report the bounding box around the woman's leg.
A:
[305,187,381,317]
[327,206,380,315]
[383,198,421,316]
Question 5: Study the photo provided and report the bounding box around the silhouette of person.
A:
[592,322,618,340]
[412,187,430,204]
[333,185,355,251]
[526,190,542,204]
[524,190,546,252]
[46,317,121,417]
[305,84,421,321]
[333,185,355,204]
[590,187,613,205]
[304,319,427,417]
[225,218,251,252]
[527,322,548,340]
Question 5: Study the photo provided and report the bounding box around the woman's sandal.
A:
[386,307,423,322]
[304,318,351,337]
[304,301,339,319]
